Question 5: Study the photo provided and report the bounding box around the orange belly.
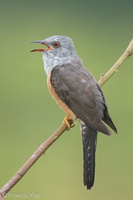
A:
[47,73,76,122]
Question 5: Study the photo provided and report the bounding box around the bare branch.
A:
[98,39,133,86]
[0,39,133,199]
[0,122,72,197]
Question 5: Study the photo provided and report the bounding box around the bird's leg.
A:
[63,117,75,130]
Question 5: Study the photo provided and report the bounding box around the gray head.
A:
[31,35,77,75]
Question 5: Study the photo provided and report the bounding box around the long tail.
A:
[81,121,98,190]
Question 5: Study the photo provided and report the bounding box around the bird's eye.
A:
[52,41,60,48]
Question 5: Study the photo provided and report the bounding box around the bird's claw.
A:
[63,118,75,130]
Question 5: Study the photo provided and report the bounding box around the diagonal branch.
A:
[98,39,133,86]
[0,39,133,200]
[0,123,70,199]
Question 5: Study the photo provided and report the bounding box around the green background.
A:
[0,0,133,199]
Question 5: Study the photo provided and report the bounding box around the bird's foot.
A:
[63,117,75,130]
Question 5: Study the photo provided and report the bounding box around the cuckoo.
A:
[31,35,117,189]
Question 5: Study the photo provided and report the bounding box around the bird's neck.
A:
[42,53,77,75]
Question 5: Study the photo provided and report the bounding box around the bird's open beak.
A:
[31,40,51,52]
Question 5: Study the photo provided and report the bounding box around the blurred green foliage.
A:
[0,0,133,199]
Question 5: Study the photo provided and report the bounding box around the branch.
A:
[98,39,133,86]
[0,122,72,197]
[0,39,133,199]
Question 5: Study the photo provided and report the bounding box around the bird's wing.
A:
[50,61,110,135]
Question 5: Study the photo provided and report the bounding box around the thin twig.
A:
[0,122,72,197]
[0,39,133,199]
[98,39,133,86]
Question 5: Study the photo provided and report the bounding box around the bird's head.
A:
[31,35,77,75]
[31,35,76,57]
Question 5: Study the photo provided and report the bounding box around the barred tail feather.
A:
[81,121,98,189]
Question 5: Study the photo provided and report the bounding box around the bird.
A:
[31,35,117,189]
